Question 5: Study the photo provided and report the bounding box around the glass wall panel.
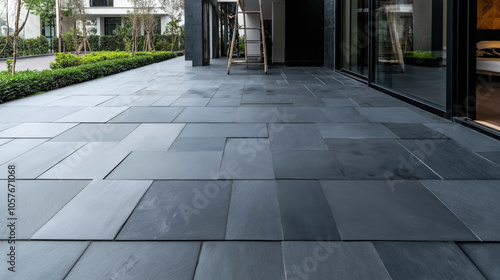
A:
[373,0,447,108]
[476,0,500,129]
[341,0,369,77]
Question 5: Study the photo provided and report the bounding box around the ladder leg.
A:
[242,0,248,68]
[259,0,268,74]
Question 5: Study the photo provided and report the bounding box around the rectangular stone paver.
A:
[117,181,231,240]
[32,180,152,240]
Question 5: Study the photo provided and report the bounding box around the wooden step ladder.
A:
[227,0,268,74]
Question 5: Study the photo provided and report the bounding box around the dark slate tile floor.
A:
[0,57,499,279]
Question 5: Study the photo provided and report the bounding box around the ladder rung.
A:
[243,11,261,14]
[232,62,265,65]
[240,27,261,30]
[245,40,263,43]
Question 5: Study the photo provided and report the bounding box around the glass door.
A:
[341,0,370,77]
[475,0,500,130]
[372,0,448,109]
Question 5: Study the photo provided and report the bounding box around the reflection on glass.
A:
[476,0,500,130]
[341,0,369,77]
[374,0,447,108]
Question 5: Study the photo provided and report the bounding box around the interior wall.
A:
[285,0,325,66]
[273,1,285,63]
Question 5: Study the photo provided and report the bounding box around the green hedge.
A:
[0,51,177,104]
[0,36,49,58]
[50,51,134,69]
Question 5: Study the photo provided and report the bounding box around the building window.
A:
[90,0,113,7]
[154,17,162,35]
[41,19,56,50]
[104,17,121,35]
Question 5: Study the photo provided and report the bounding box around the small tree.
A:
[0,0,12,56]
[30,0,55,26]
[127,0,140,54]
[73,0,91,53]
[139,0,157,52]
[10,0,34,75]
[114,18,132,51]
[164,17,180,51]
[63,0,81,55]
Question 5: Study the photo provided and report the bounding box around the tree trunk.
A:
[11,35,18,75]
[72,21,79,56]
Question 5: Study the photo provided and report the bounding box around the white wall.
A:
[272,1,285,63]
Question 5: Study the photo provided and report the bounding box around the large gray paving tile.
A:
[226,181,282,240]
[107,151,222,179]
[220,138,274,179]
[326,139,439,180]
[321,107,370,123]
[357,107,432,123]
[321,180,478,241]
[277,180,340,240]
[459,243,500,280]
[193,242,284,280]
[0,180,90,239]
[269,124,328,151]
[0,139,47,165]
[150,95,180,106]
[169,137,226,151]
[97,95,142,106]
[272,151,346,179]
[0,241,89,280]
[171,97,210,106]
[317,123,398,139]
[179,123,268,137]
[55,107,128,122]
[0,142,86,179]
[236,107,281,122]
[11,106,85,122]
[207,98,241,106]
[399,139,500,179]
[0,123,18,132]
[114,123,185,151]
[350,96,408,107]
[1,94,66,106]
[0,123,78,138]
[282,242,391,280]
[321,98,357,107]
[242,94,292,104]
[46,95,114,106]
[423,180,500,241]
[425,123,500,152]
[374,242,485,279]
[117,181,231,240]
[277,106,329,122]
[174,107,237,122]
[38,142,129,179]
[32,180,151,240]
[51,123,139,142]
[110,107,184,123]
[383,123,448,139]
[478,151,500,166]
[65,242,201,280]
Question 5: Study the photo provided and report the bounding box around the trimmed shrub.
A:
[25,36,50,55]
[88,35,100,51]
[50,51,136,69]
[0,52,177,103]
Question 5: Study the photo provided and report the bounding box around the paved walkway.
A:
[1,56,500,279]
[0,54,55,71]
